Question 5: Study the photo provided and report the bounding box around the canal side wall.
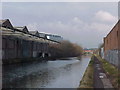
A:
[0,33,2,60]
[104,50,119,67]
[0,29,2,90]
[2,35,50,64]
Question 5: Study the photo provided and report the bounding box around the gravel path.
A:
[93,56,114,89]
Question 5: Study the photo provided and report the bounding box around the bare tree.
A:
[49,40,83,59]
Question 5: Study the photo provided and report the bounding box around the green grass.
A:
[96,55,119,88]
[78,56,94,88]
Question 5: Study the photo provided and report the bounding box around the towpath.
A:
[93,56,114,89]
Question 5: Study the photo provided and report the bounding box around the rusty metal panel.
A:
[4,38,16,59]
[7,39,15,49]
[7,50,16,59]
[29,41,33,58]
[33,42,37,51]
[22,40,31,58]
[16,39,22,58]
[2,38,6,59]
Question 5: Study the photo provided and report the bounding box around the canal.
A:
[3,56,91,88]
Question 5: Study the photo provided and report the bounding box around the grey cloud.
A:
[2,2,118,48]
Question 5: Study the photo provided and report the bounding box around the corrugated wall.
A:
[2,35,50,63]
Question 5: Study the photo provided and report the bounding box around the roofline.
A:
[29,30,38,32]
[14,28,60,43]
[105,19,120,38]
[1,19,61,43]
[14,26,28,29]
[1,19,14,29]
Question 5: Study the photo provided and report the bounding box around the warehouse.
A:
[104,20,120,67]
[0,19,61,64]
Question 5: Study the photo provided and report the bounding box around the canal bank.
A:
[79,55,119,89]
[78,55,94,88]
[96,55,119,89]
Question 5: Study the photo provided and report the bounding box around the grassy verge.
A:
[95,54,119,88]
[78,56,94,88]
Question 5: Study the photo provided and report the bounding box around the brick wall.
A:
[104,21,119,52]
[118,20,120,50]
[104,20,120,67]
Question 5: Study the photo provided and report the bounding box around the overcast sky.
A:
[2,2,118,48]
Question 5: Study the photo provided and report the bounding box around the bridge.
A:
[0,19,63,64]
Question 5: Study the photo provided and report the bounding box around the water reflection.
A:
[3,56,90,88]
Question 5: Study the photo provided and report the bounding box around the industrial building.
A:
[45,34,63,42]
[104,20,120,67]
[0,19,63,64]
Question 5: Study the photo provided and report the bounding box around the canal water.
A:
[3,56,90,88]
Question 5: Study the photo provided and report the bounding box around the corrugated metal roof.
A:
[0,19,14,30]
[0,19,9,27]
[14,26,29,34]
[29,31,39,35]
[14,27,24,30]
[0,19,61,43]
[1,27,50,43]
